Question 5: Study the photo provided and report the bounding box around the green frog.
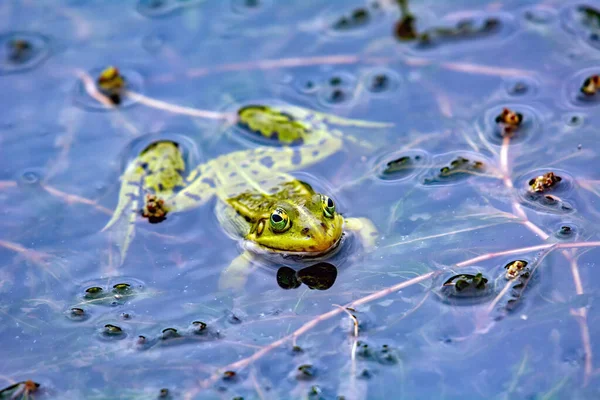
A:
[103,103,387,287]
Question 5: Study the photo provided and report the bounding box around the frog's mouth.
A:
[245,232,344,258]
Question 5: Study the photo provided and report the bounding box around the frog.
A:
[103,103,388,287]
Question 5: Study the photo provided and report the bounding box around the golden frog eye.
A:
[321,195,335,218]
[270,208,290,232]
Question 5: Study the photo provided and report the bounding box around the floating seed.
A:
[112,283,131,294]
[297,364,316,380]
[223,370,237,381]
[228,314,242,324]
[159,388,170,398]
[103,324,123,336]
[192,320,207,333]
[369,73,389,92]
[70,307,85,317]
[329,76,342,86]
[85,286,104,299]
[292,345,303,353]
[161,328,180,340]
[358,369,372,379]
[309,385,322,395]
[330,88,345,102]
[351,8,369,24]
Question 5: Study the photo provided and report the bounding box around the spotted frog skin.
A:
[103,104,387,286]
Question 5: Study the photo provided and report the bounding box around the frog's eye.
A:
[321,195,336,218]
[270,208,290,232]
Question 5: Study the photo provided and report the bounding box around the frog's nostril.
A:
[302,227,310,235]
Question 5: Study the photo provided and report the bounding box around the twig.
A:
[42,184,113,215]
[188,271,434,395]
[126,91,234,121]
[75,69,139,136]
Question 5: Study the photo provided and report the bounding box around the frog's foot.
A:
[102,195,139,265]
[218,251,255,291]
[141,194,169,223]
[344,217,379,251]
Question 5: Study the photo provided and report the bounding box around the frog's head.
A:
[247,193,344,255]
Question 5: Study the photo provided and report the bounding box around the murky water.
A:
[1,0,600,399]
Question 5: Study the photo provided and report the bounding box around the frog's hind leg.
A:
[102,165,144,264]
[218,251,254,291]
[165,163,216,212]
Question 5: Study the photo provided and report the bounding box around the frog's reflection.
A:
[276,262,338,291]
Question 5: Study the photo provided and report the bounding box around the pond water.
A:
[1,0,600,399]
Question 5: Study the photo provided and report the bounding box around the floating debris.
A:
[577,5,600,29]
[375,344,399,365]
[332,7,371,31]
[112,283,131,294]
[191,320,207,334]
[158,388,171,399]
[296,364,316,380]
[97,66,126,105]
[529,172,562,193]
[161,328,180,340]
[418,18,501,47]
[425,156,485,184]
[222,370,237,381]
[7,39,32,63]
[383,155,420,176]
[504,260,528,280]
[443,272,488,292]
[68,307,88,321]
[102,324,124,337]
[84,286,104,299]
